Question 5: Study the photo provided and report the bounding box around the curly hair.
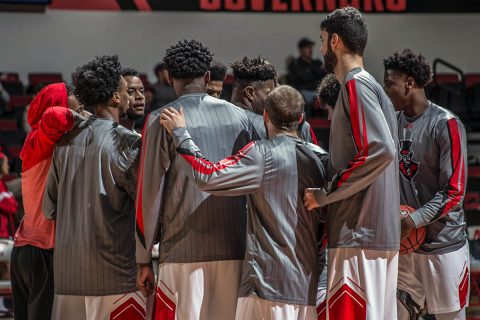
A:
[163,40,213,79]
[73,55,123,107]
[210,62,227,81]
[320,7,368,56]
[122,67,140,78]
[383,49,432,87]
[317,74,340,108]
[231,56,277,83]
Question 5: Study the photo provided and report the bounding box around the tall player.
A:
[43,55,145,319]
[384,49,469,320]
[304,7,400,319]
[231,56,318,143]
[135,40,252,320]
[160,85,328,320]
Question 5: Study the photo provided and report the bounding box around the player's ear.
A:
[112,91,121,107]
[263,110,269,123]
[405,76,415,89]
[245,86,255,102]
[298,112,304,124]
[204,71,211,85]
[331,33,339,49]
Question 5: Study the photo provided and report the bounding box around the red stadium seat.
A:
[434,73,460,84]
[28,73,63,86]
[466,74,480,89]
[7,145,22,158]
[7,95,32,110]
[0,72,20,82]
[0,119,17,130]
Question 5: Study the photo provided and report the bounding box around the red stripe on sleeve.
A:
[135,114,151,238]
[440,118,465,216]
[309,126,319,145]
[180,141,256,175]
[336,80,369,188]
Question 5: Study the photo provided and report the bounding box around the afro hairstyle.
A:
[73,55,123,107]
[383,48,432,87]
[210,62,228,82]
[320,7,368,56]
[317,74,340,108]
[163,40,213,79]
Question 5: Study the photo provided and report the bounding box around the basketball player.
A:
[317,73,340,121]
[314,73,340,319]
[304,7,400,319]
[11,83,83,320]
[43,55,145,319]
[207,61,227,98]
[383,49,469,320]
[135,40,252,320]
[160,85,328,320]
[120,68,145,131]
[231,56,318,143]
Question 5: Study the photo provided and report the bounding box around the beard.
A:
[323,42,337,73]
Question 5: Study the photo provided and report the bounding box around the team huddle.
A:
[11,6,468,320]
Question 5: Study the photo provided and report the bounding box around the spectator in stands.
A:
[0,81,10,116]
[317,73,340,120]
[11,83,84,320]
[152,62,176,109]
[207,61,228,98]
[120,68,145,131]
[0,150,17,239]
[288,37,327,115]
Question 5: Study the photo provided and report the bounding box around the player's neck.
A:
[404,91,429,117]
[233,98,254,113]
[177,79,207,97]
[94,105,120,123]
[335,54,363,83]
[268,127,299,140]
[120,118,135,131]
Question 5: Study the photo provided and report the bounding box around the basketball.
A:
[400,205,426,255]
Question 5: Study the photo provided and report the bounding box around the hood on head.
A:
[27,83,68,128]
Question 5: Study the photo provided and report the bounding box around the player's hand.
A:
[400,216,416,240]
[137,262,155,297]
[304,188,323,211]
[160,106,186,134]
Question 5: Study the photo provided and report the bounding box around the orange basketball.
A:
[400,205,426,255]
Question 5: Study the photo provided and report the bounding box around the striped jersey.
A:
[244,109,317,143]
[135,93,252,264]
[172,128,328,306]
[321,68,400,251]
[43,118,141,295]
[397,102,467,254]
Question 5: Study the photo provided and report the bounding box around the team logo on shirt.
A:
[399,140,419,181]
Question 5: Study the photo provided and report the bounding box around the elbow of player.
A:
[378,142,396,164]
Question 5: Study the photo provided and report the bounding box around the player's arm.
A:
[111,134,141,200]
[36,107,84,150]
[161,107,264,196]
[409,117,467,228]
[135,113,172,265]
[42,149,60,220]
[306,79,396,208]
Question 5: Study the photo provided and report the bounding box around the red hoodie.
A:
[15,83,76,249]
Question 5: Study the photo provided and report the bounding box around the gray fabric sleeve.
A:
[410,117,468,227]
[172,127,264,196]
[320,80,396,207]
[42,149,59,220]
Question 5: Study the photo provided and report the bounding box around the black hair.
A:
[122,67,140,78]
[210,62,227,81]
[163,40,213,79]
[231,57,277,85]
[264,85,304,130]
[73,55,123,107]
[65,84,75,96]
[383,48,432,87]
[320,7,368,56]
[317,73,340,108]
[154,62,166,75]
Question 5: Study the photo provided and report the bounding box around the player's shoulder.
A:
[429,102,463,126]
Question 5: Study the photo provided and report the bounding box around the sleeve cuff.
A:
[171,127,191,148]
[410,210,427,228]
